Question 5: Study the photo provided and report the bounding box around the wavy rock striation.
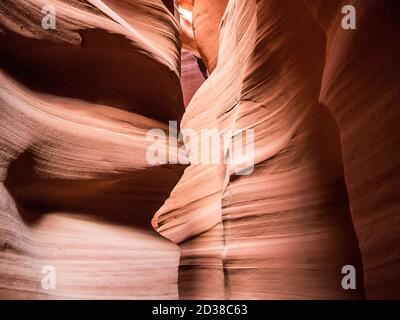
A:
[0,0,185,299]
[0,0,398,300]
[305,0,400,299]
[154,0,399,299]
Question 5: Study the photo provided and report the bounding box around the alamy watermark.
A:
[41,5,56,30]
[341,265,356,290]
[342,5,356,30]
[41,265,56,290]
[146,121,255,175]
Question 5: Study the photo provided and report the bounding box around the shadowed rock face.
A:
[190,0,228,73]
[181,50,206,106]
[156,0,399,299]
[305,0,400,299]
[0,0,185,299]
[1,0,399,299]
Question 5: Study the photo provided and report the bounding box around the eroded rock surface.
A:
[154,0,399,299]
[0,0,185,299]
[1,0,399,300]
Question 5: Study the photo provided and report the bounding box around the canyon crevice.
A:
[0,0,399,299]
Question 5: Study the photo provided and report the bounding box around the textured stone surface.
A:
[190,0,228,73]
[0,0,185,299]
[181,50,205,106]
[305,0,400,299]
[1,0,399,300]
[154,0,399,299]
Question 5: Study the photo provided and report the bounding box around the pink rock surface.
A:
[190,0,228,73]
[0,0,185,299]
[181,50,205,106]
[306,0,400,298]
[154,0,399,299]
[1,0,399,300]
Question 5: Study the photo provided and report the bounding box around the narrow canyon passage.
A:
[163,0,367,299]
[0,0,399,300]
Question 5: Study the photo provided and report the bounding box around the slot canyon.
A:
[0,0,399,300]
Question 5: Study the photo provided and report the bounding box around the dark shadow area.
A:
[317,103,367,299]
[195,57,209,79]
[162,0,175,14]
[4,150,186,231]
[293,103,367,299]
[0,29,184,124]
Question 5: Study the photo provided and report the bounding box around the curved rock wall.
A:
[154,0,399,299]
[0,0,185,299]
[306,0,400,299]
[190,0,228,73]
[0,0,398,300]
